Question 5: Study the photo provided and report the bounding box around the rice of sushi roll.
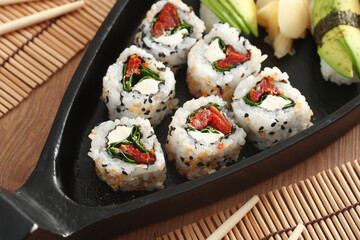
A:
[186,23,266,102]
[134,0,205,72]
[88,117,166,191]
[320,59,360,86]
[102,45,176,126]
[232,67,313,150]
[165,95,246,180]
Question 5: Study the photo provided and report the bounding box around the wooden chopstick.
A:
[207,195,260,240]
[0,0,85,36]
[0,0,37,5]
[288,223,306,240]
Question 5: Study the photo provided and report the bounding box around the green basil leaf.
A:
[212,62,241,73]
[280,96,296,109]
[106,147,135,163]
[242,90,295,110]
[211,37,226,52]
[106,126,154,163]
[172,23,193,38]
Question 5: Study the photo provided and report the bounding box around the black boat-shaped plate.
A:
[4,0,360,238]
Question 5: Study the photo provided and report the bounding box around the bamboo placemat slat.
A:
[0,0,116,117]
[159,159,360,240]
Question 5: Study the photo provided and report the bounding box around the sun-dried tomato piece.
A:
[189,108,213,130]
[118,145,155,164]
[249,77,280,102]
[189,106,232,135]
[208,106,232,135]
[125,55,141,81]
[159,2,180,31]
[215,46,250,69]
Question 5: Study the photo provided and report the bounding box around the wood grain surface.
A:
[0,51,359,239]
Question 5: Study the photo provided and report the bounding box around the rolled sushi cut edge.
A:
[165,95,246,180]
[88,117,166,191]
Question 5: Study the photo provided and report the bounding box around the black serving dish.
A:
[1,0,360,238]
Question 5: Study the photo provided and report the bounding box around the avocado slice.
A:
[219,0,250,35]
[201,0,243,32]
[200,0,258,36]
[341,25,360,77]
[318,28,353,78]
[225,0,258,36]
[313,0,360,78]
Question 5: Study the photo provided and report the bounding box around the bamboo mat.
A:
[0,0,116,118]
[159,159,360,240]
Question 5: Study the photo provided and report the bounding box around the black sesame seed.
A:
[180,157,185,162]
[259,126,264,130]
[144,99,147,104]
[244,113,249,118]
[122,171,128,176]
[159,52,165,58]
[289,129,292,133]
[142,108,145,111]
[185,162,190,166]
[102,164,107,167]
[144,110,151,115]
[189,156,193,160]
[284,121,288,124]
[271,122,276,127]
[269,132,275,135]
[105,96,109,103]
[211,89,214,93]
[273,140,278,143]
[162,106,167,111]
[156,109,161,112]
[198,162,204,167]
[116,107,121,113]
[275,119,279,122]
[149,98,153,103]
[169,90,173,95]
[121,102,124,106]
[281,125,285,130]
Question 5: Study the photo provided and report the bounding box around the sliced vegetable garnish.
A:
[122,55,164,91]
[211,37,250,72]
[152,2,193,38]
[243,77,295,109]
[106,126,155,164]
[187,103,232,136]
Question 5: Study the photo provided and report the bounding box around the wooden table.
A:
[0,50,359,239]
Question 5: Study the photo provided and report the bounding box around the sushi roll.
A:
[134,0,205,72]
[186,23,266,102]
[232,67,313,150]
[165,95,246,180]
[311,0,360,85]
[102,45,176,126]
[88,117,166,191]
